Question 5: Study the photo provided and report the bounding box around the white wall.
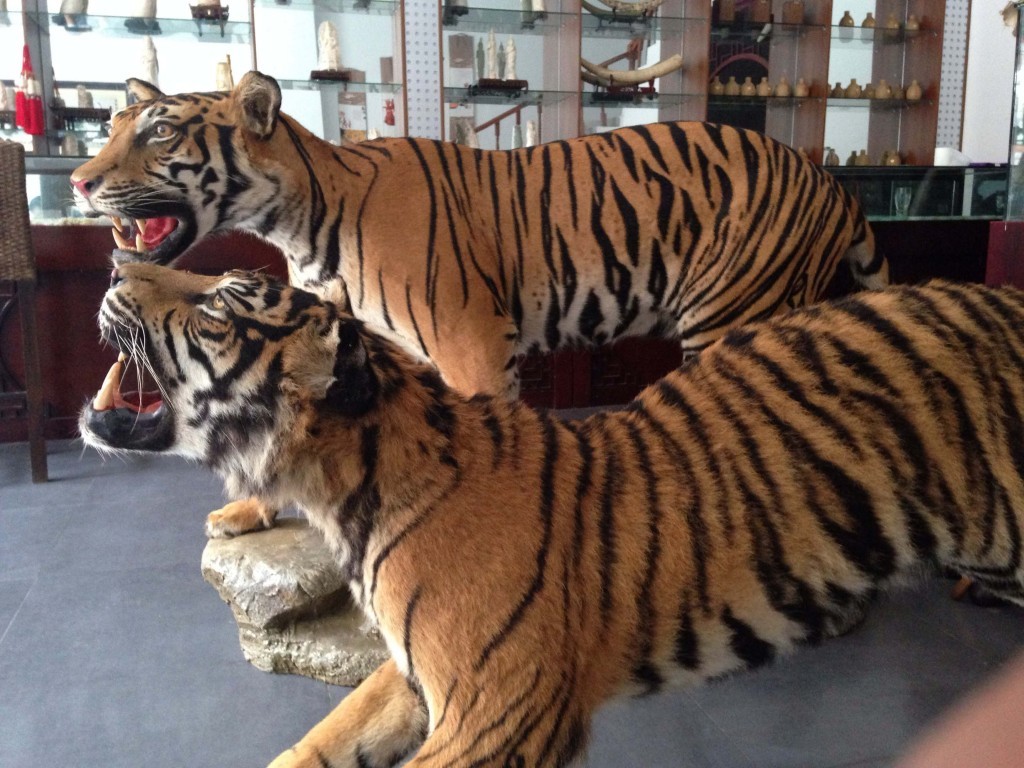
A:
[962,2,1017,163]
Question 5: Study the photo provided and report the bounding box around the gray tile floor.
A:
[2,439,1022,768]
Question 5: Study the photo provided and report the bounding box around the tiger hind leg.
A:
[267,660,427,768]
[205,497,279,538]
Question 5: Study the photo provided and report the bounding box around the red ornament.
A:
[15,45,45,136]
[383,99,395,127]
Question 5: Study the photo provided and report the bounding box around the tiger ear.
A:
[126,78,164,103]
[234,71,282,140]
[324,320,379,418]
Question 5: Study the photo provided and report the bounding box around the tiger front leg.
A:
[205,497,279,538]
[267,660,428,768]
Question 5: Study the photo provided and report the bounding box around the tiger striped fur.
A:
[81,264,1024,768]
[72,71,885,400]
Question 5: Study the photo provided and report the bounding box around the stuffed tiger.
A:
[81,263,1024,768]
[71,71,884,536]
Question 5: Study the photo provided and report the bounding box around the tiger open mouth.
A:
[83,351,175,451]
[108,214,193,265]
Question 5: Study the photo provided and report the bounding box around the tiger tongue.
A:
[140,217,178,249]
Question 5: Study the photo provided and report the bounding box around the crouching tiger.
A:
[81,264,1024,768]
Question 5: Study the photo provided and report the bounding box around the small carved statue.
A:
[498,43,506,80]
[486,29,498,80]
[141,35,159,88]
[76,84,93,108]
[525,119,538,147]
[511,124,523,150]
[384,99,396,126]
[476,39,485,81]
[215,55,234,91]
[317,21,342,71]
[506,38,517,80]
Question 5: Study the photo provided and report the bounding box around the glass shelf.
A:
[441,6,574,33]
[255,0,400,13]
[444,86,575,107]
[277,79,403,93]
[829,26,936,44]
[583,12,707,39]
[584,91,704,108]
[826,97,933,110]
[709,95,821,107]
[711,20,826,40]
[31,12,252,44]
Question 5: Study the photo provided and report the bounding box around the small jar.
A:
[709,77,725,96]
[854,149,871,166]
[741,76,757,96]
[844,78,862,98]
[831,81,845,98]
[793,77,810,98]
[906,14,920,31]
[862,12,875,28]
[774,76,792,98]
[875,79,892,99]
[824,147,840,166]
[756,77,772,97]
[839,10,854,27]
[906,79,923,101]
[724,76,740,96]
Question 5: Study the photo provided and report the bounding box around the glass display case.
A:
[4,0,406,223]
[1007,0,1024,220]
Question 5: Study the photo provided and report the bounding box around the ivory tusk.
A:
[580,54,683,85]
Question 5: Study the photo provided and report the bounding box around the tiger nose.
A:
[70,175,100,197]
[110,267,124,288]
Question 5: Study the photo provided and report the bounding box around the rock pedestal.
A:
[201,518,389,686]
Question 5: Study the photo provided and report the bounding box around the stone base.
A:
[201,518,388,687]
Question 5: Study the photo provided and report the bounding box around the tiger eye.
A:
[211,295,225,310]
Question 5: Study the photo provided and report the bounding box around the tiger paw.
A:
[204,498,278,538]
[266,745,344,768]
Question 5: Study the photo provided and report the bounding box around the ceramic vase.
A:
[875,79,892,99]
[750,0,770,24]
[774,76,792,97]
[740,76,757,97]
[906,14,920,31]
[782,0,803,25]
[831,81,844,98]
[884,12,899,29]
[724,76,740,96]
[824,147,839,166]
[839,10,854,27]
[906,79,923,101]
[709,77,725,96]
[845,150,857,166]
[844,78,862,98]
[756,77,772,97]
[862,12,875,28]
[793,77,809,98]
[863,83,875,99]
[854,149,870,166]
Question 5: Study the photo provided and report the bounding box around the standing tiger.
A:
[81,264,1024,768]
[71,71,885,535]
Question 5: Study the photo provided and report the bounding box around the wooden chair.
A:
[0,140,47,482]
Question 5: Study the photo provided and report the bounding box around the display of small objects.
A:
[828,78,924,101]
[473,28,528,94]
[190,1,229,38]
[311,21,350,81]
[707,75,812,99]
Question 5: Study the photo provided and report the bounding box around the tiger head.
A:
[70,72,287,266]
[79,263,385,495]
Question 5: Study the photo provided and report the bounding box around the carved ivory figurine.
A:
[317,21,341,71]
[486,28,498,79]
[141,35,159,88]
[506,37,517,80]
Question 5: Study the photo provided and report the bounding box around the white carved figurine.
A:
[215,55,234,91]
[486,28,498,79]
[506,37,517,80]
[318,21,342,71]
[466,127,479,149]
[525,119,538,146]
[132,0,156,18]
[76,84,93,108]
[141,35,159,88]
[498,43,505,80]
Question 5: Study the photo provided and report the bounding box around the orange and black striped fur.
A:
[81,264,1024,768]
[73,71,884,399]
[71,71,884,536]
